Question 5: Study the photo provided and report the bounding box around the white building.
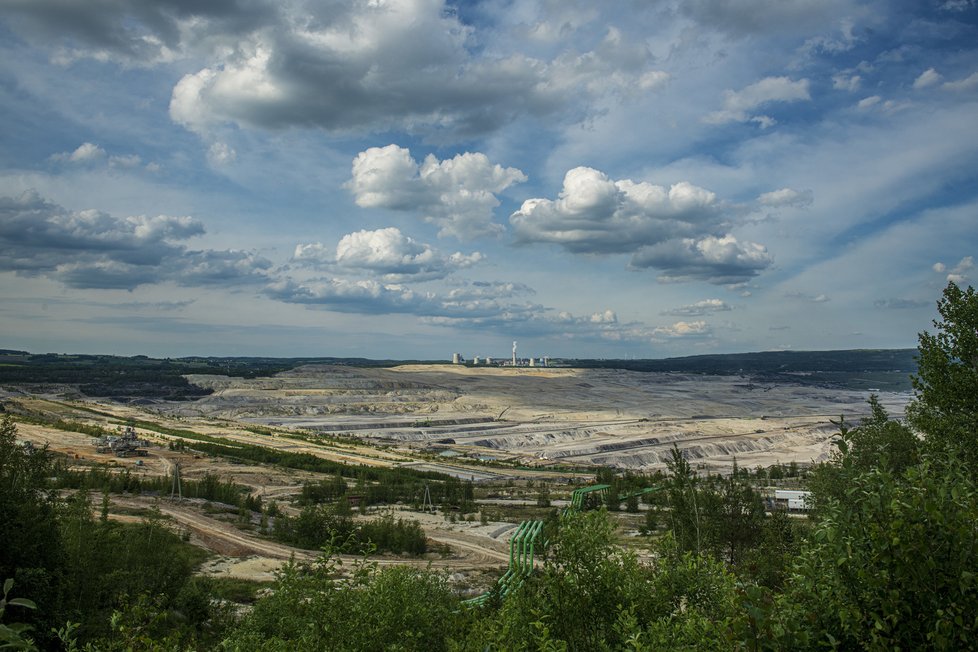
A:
[773,489,811,511]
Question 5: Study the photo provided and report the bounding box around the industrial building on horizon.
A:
[450,341,549,368]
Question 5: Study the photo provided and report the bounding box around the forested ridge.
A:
[0,354,412,400]
[1,283,976,650]
[0,347,917,400]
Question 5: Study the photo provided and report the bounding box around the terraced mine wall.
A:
[169,364,910,474]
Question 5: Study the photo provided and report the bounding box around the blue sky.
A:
[1,0,976,360]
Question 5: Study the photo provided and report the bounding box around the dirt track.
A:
[106,495,511,580]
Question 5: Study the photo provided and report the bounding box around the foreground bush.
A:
[223,555,458,652]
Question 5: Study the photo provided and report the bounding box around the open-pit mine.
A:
[172,363,909,475]
[4,359,912,586]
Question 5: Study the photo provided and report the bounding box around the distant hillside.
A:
[0,352,428,400]
[0,348,918,397]
[568,349,918,391]
[570,349,916,374]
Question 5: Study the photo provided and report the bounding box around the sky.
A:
[1,0,976,360]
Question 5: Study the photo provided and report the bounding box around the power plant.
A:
[450,342,549,367]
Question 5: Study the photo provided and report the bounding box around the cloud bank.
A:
[0,191,271,290]
[511,167,772,283]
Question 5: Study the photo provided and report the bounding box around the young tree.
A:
[852,395,920,471]
[760,284,978,648]
[665,445,701,555]
[228,554,459,651]
[742,509,803,590]
[908,282,978,469]
[772,459,978,650]
[705,461,765,566]
[536,486,551,508]
[624,494,640,513]
[0,416,65,645]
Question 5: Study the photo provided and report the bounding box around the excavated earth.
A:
[5,364,911,584]
[169,364,911,474]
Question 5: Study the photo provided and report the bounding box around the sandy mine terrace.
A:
[174,364,911,473]
[12,422,516,584]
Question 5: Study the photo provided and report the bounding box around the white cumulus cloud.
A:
[294,227,484,281]
[785,291,830,303]
[662,299,732,316]
[855,95,908,113]
[51,144,156,171]
[511,167,773,283]
[705,76,811,126]
[265,275,546,321]
[52,142,107,163]
[346,145,526,240]
[857,95,882,110]
[630,235,773,285]
[510,166,725,254]
[935,256,974,284]
[589,309,618,324]
[652,320,710,339]
[832,73,861,91]
[445,281,535,301]
[913,68,943,89]
[109,154,142,168]
[757,188,814,208]
[942,71,978,91]
[207,142,237,166]
[162,0,662,140]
